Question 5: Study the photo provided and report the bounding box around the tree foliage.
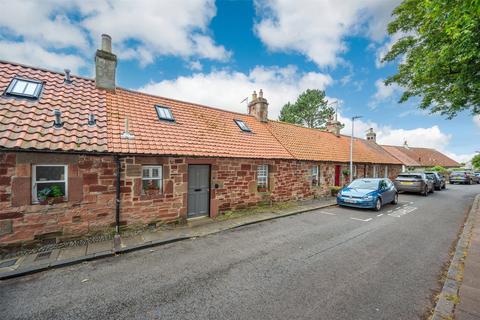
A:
[278,89,335,128]
[383,0,480,118]
[472,154,480,169]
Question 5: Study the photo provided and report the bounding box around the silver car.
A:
[394,172,434,196]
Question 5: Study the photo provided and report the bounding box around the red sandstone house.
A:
[0,35,406,248]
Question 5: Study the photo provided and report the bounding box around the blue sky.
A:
[0,0,478,162]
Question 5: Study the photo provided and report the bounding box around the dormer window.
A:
[155,105,175,122]
[234,119,251,132]
[6,77,43,99]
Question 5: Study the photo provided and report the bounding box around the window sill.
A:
[140,192,163,200]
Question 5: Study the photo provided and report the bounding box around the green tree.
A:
[382,0,480,118]
[472,154,480,169]
[278,89,335,128]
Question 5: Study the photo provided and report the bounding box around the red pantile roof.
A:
[381,145,460,167]
[266,121,402,164]
[106,88,294,159]
[0,61,107,152]
[381,145,420,166]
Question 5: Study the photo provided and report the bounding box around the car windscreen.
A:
[348,179,379,190]
[451,172,465,176]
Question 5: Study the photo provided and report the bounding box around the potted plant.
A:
[144,181,160,195]
[38,185,64,205]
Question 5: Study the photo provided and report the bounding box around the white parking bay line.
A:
[320,211,336,215]
[377,214,383,217]
[350,217,373,222]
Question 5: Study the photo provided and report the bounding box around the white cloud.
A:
[254,0,400,67]
[139,65,332,119]
[0,40,86,73]
[368,78,402,109]
[0,0,228,71]
[474,115,480,128]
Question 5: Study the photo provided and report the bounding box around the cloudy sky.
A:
[0,0,478,162]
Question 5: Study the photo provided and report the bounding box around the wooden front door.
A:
[334,165,341,186]
[187,165,210,218]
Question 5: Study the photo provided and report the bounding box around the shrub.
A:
[330,186,342,196]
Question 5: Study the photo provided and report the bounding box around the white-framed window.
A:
[257,164,269,190]
[142,166,163,193]
[373,165,378,178]
[384,165,389,178]
[311,164,319,186]
[6,77,43,99]
[352,165,357,178]
[32,165,68,203]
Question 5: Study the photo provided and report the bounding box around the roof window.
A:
[155,105,174,122]
[6,77,43,99]
[234,119,251,132]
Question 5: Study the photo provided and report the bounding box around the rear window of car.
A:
[451,172,465,176]
[397,174,422,179]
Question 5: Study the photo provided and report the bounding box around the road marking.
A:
[377,214,383,217]
[387,210,393,213]
[388,206,417,218]
[350,217,372,222]
[320,211,336,215]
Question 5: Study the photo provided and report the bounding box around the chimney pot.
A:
[366,127,376,142]
[101,34,112,53]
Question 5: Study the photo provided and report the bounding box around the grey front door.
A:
[187,165,210,218]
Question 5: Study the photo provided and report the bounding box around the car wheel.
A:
[374,198,382,211]
[423,186,429,196]
[391,193,398,205]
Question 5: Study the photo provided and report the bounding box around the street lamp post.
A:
[350,116,362,183]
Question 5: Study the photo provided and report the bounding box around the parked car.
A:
[473,172,480,184]
[394,172,434,196]
[450,171,478,184]
[337,178,398,211]
[425,171,446,190]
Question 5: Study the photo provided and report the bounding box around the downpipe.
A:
[113,155,122,252]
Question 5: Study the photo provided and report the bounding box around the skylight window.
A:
[6,77,43,99]
[155,105,175,122]
[234,119,251,132]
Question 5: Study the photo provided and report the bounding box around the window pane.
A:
[12,80,27,94]
[152,168,159,177]
[142,179,161,190]
[24,82,38,95]
[36,182,66,198]
[143,168,150,178]
[36,166,65,181]
[165,108,173,120]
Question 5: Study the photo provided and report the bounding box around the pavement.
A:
[0,184,479,320]
[454,194,480,320]
[0,197,337,280]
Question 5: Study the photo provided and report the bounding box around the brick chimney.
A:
[95,34,117,91]
[248,89,268,122]
[366,127,376,142]
[325,112,342,137]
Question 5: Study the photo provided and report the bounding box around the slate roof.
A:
[0,60,108,152]
[266,121,402,164]
[381,145,460,167]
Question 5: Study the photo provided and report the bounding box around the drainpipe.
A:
[113,155,121,251]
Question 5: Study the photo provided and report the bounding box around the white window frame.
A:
[142,166,163,193]
[257,164,269,189]
[311,164,319,186]
[352,165,357,178]
[384,165,389,178]
[32,164,68,204]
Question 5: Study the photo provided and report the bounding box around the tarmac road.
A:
[1,184,479,320]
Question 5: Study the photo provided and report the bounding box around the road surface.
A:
[1,184,479,320]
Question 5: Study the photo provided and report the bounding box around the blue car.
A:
[337,178,398,211]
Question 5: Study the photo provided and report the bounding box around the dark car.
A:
[425,171,446,190]
[337,178,398,211]
[394,172,434,196]
[450,171,477,184]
